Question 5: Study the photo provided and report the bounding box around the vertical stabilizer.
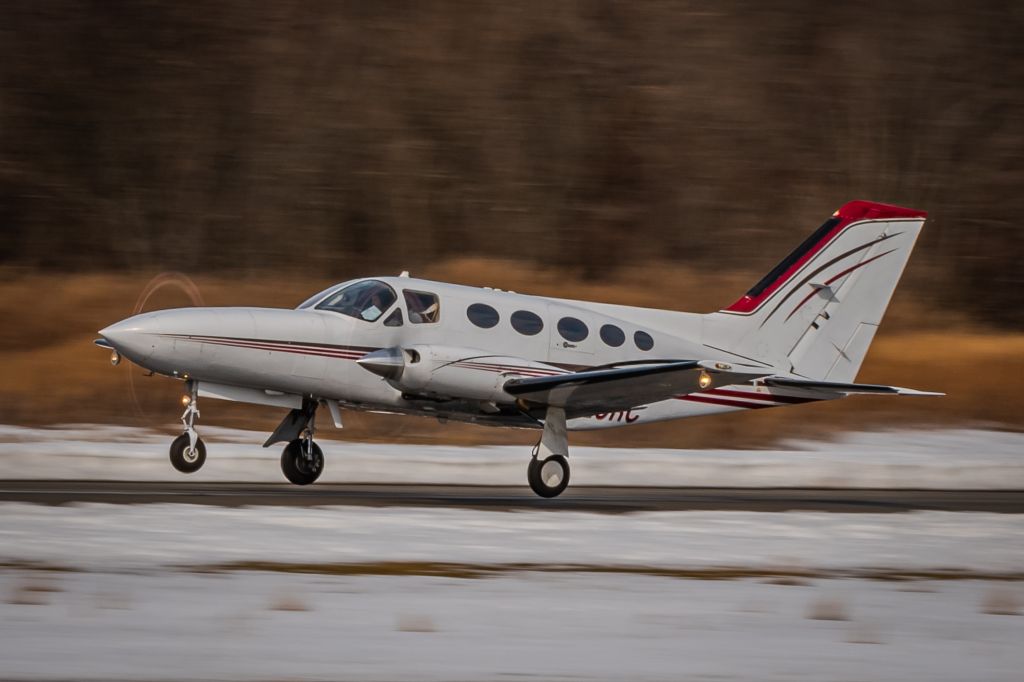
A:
[703,200,926,381]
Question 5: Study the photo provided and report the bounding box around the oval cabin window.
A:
[467,303,500,329]
[599,324,625,347]
[634,330,654,351]
[510,310,544,336]
[557,317,589,343]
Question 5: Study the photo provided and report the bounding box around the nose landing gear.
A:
[170,381,206,473]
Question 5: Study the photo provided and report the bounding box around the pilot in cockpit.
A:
[406,291,439,324]
[361,291,387,321]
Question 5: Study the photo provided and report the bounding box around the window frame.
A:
[403,289,441,324]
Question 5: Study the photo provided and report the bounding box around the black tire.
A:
[169,433,206,474]
[281,438,324,485]
[527,454,570,498]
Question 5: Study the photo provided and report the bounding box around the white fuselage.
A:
[99,276,819,430]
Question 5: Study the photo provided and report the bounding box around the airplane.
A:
[96,200,941,498]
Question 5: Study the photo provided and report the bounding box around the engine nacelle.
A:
[357,345,562,403]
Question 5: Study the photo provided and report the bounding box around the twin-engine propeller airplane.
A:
[97,200,941,497]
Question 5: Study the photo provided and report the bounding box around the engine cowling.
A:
[357,345,563,403]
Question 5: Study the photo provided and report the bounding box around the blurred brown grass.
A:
[0,263,1019,449]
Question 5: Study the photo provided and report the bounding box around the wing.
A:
[763,377,944,396]
[504,360,773,418]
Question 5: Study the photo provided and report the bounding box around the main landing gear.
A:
[170,381,206,473]
[527,406,571,498]
[280,419,324,486]
[265,398,325,485]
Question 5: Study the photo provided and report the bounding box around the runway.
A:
[1,481,1021,513]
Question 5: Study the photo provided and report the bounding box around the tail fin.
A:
[703,200,927,381]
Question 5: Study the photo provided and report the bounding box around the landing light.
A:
[698,370,712,390]
[181,395,192,407]
[110,350,121,366]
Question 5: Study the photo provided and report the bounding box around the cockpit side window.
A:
[315,280,397,322]
[404,290,440,324]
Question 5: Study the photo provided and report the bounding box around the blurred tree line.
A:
[0,0,1021,326]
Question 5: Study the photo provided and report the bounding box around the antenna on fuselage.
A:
[399,270,410,278]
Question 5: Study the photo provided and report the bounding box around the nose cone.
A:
[99,314,160,362]
[357,347,406,380]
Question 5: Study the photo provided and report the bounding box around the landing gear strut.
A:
[170,380,206,473]
[527,406,570,498]
[280,408,324,485]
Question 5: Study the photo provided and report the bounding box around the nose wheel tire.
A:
[281,439,324,485]
[169,434,206,473]
[527,454,570,498]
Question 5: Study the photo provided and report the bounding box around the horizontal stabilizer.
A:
[505,360,773,418]
[764,377,944,396]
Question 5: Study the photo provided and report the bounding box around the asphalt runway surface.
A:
[1,481,1022,513]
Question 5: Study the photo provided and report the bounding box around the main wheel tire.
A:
[281,439,324,486]
[527,454,570,498]
[169,433,206,474]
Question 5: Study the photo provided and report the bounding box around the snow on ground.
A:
[2,503,1022,574]
[1,424,1023,488]
[2,425,1021,681]
[1,570,1022,681]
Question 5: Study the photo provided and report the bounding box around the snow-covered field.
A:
[2,507,1022,682]
[2,503,1023,576]
[2,424,1023,488]
[2,570,1022,682]
[2,425,1022,680]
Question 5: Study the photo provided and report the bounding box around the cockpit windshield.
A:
[314,280,397,322]
[295,280,355,310]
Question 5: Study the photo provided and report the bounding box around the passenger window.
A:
[557,317,589,342]
[510,310,544,336]
[634,330,654,351]
[467,303,499,329]
[599,324,625,347]
[316,280,397,322]
[404,290,440,324]
[383,309,404,327]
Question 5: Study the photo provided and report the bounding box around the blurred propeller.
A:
[127,272,206,419]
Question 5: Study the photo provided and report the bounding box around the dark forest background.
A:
[1,0,1022,326]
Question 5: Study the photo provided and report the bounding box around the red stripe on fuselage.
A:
[166,335,369,359]
[199,340,362,359]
